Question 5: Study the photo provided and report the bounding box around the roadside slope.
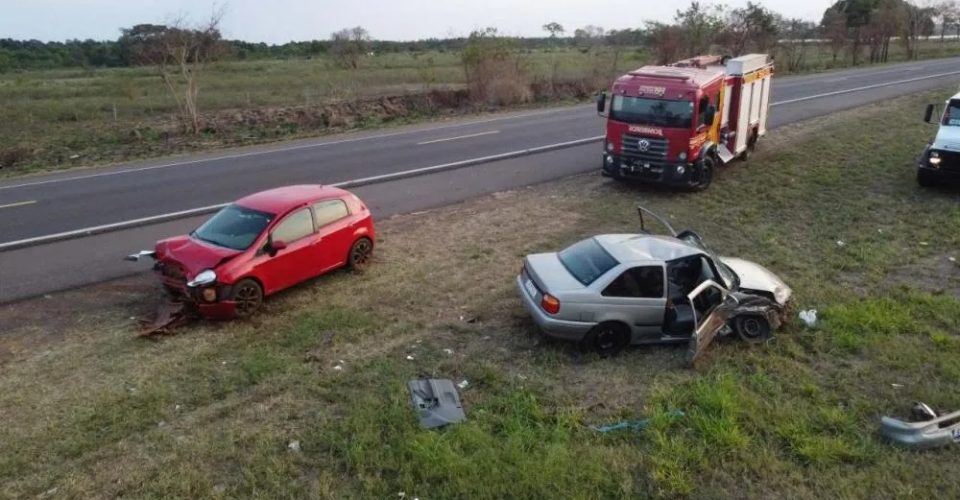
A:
[1,88,960,498]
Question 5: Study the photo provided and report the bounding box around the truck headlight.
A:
[929,151,941,166]
[187,269,217,288]
[605,141,615,152]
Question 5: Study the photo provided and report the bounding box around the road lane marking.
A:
[0,107,582,192]
[0,200,36,209]
[771,69,960,107]
[417,130,500,145]
[0,136,604,252]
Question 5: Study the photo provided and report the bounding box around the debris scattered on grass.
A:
[799,309,818,328]
[891,383,904,388]
[406,355,415,361]
[443,348,454,355]
[213,484,226,495]
[38,487,58,499]
[175,404,182,411]
[591,410,684,433]
[457,380,469,390]
[288,440,301,452]
[836,240,845,247]
[158,421,167,428]
[950,257,957,263]
[920,242,929,246]
[408,379,466,429]
[333,364,344,371]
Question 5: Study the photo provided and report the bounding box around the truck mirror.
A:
[596,92,606,115]
[924,104,936,124]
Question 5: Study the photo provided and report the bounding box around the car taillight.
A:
[541,294,560,315]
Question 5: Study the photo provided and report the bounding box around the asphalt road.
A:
[1,57,959,303]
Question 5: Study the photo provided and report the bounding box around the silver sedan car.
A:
[517,215,791,363]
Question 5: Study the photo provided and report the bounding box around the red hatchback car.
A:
[129,185,375,319]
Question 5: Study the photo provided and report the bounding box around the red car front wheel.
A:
[231,279,263,318]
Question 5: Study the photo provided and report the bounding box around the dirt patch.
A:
[886,253,960,296]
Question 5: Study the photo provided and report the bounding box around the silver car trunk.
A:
[524,253,586,295]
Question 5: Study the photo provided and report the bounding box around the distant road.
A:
[1,57,959,303]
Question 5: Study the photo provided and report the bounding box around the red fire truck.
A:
[597,54,773,190]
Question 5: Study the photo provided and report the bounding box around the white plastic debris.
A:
[892,383,904,388]
[836,240,845,247]
[443,348,454,355]
[920,242,929,246]
[398,493,406,499]
[406,355,415,361]
[333,365,344,371]
[158,421,167,428]
[799,309,818,328]
[175,404,182,411]
[457,380,469,389]
[288,440,301,452]
[949,257,957,263]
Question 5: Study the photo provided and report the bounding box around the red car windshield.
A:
[191,204,274,251]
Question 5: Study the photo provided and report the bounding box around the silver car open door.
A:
[684,280,736,367]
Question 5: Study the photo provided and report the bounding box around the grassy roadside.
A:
[1,87,960,498]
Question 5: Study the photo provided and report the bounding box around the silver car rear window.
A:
[558,238,619,285]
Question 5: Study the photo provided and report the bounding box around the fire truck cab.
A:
[597,54,773,190]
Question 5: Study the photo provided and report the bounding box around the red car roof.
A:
[235,184,347,214]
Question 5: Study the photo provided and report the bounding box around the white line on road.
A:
[417,130,500,145]
[771,69,960,107]
[0,107,580,192]
[0,200,36,209]
[0,136,604,252]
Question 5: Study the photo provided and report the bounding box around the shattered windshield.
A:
[677,232,739,290]
[558,238,620,285]
[945,100,960,126]
[611,95,694,128]
[192,205,274,251]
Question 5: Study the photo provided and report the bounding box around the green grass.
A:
[2,87,960,498]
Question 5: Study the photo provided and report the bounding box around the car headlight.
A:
[774,285,791,305]
[678,152,688,162]
[187,269,217,288]
[929,151,941,166]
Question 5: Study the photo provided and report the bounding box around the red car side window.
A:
[313,199,349,228]
[271,208,314,243]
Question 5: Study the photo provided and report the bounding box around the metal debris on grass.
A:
[881,402,960,449]
[408,379,466,429]
[138,299,191,337]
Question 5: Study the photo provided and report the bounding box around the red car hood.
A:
[155,235,242,278]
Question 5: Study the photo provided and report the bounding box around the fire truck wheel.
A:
[691,155,715,191]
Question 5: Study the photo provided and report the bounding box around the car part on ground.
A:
[125,185,375,321]
[137,298,191,337]
[408,379,466,429]
[881,402,960,449]
[517,205,791,363]
[590,410,684,433]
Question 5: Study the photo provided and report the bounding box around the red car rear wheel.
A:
[348,237,374,270]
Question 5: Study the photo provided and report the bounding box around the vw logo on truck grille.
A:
[637,139,651,152]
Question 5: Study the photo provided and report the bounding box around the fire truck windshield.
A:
[610,95,694,128]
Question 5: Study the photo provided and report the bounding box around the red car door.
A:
[312,198,353,272]
[255,207,322,293]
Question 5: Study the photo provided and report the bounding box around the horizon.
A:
[1,0,832,45]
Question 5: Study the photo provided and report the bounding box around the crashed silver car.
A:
[517,207,792,364]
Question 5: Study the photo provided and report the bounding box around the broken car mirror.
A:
[596,92,606,115]
[924,104,936,123]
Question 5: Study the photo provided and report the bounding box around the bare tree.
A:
[330,26,371,69]
[674,1,725,57]
[777,18,816,72]
[821,7,849,64]
[121,9,225,134]
[644,22,685,64]
[933,0,960,44]
[573,25,606,50]
[717,2,780,56]
[903,0,937,59]
[542,22,565,39]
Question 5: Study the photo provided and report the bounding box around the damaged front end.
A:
[686,282,784,368]
[881,403,960,449]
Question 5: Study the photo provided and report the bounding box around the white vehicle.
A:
[919,92,960,186]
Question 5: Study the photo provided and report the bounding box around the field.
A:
[1,86,959,498]
[3,39,960,176]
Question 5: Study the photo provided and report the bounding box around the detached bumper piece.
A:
[880,403,960,449]
[138,298,191,337]
[408,379,466,429]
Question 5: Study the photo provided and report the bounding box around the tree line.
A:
[3,0,956,73]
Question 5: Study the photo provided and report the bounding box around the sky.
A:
[0,0,834,43]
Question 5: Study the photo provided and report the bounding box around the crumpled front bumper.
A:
[880,410,960,449]
[601,154,693,186]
